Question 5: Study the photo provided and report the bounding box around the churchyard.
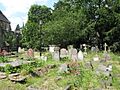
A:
[0,45,119,90]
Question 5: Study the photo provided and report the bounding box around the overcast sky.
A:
[0,0,58,30]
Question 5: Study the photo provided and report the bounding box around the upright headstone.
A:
[78,50,84,60]
[18,47,21,53]
[95,46,99,53]
[68,45,73,59]
[49,45,55,53]
[93,55,99,61]
[2,50,8,56]
[60,48,68,58]
[27,48,34,58]
[91,46,96,52]
[80,44,82,50]
[104,43,108,52]
[53,47,60,61]
[58,63,68,73]
[71,48,78,61]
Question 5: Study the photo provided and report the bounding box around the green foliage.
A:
[4,64,14,74]
[21,0,120,51]
[0,56,8,63]
[22,5,52,49]
[21,64,34,73]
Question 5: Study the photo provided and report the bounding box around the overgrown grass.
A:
[0,52,119,90]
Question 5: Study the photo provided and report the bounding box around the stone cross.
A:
[104,43,108,52]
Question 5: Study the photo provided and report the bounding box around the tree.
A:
[22,5,52,50]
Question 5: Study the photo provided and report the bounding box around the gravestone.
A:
[49,45,55,53]
[85,61,94,70]
[71,48,78,61]
[58,63,68,73]
[78,50,83,60]
[103,52,111,61]
[53,47,60,61]
[27,48,34,58]
[60,48,68,58]
[18,47,22,53]
[93,55,99,61]
[67,45,73,59]
[2,50,8,56]
[91,46,96,52]
[40,54,47,62]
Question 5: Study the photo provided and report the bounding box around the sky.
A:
[0,0,58,30]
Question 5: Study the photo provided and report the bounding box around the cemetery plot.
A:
[0,51,119,90]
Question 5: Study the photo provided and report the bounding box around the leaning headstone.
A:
[53,47,60,61]
[58,63,68,73]
[78,50,83,60]
[60,48,68,58]
[103,52,111,61]
[27,48,34,58]
[71,48,78,61]
[85,61,94,70]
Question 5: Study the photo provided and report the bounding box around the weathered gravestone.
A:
[67,45,73,59]
[103,52,111,61]
[71,48,78,61]
[18,47,22,53]
[49,45,55,53]
[58,63,68,73]
[78,50,84,60]
[60,48,68,58]
[93,55,99,61]
[91,46,96,52]
[40,54,47,62]
[53,47,60,61]
[2,49,9,56]
[27,48,34,58]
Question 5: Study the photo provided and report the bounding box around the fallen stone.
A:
[64,85,72,90]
